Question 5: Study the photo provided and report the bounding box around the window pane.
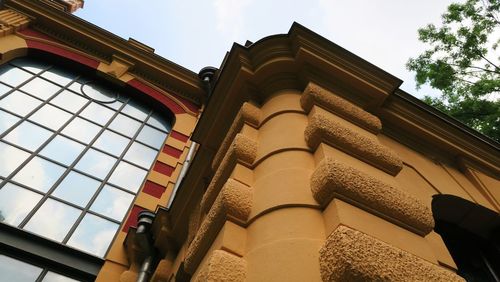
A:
[108,161,147,193]
[81,82,117,103]
[108,114,141,137]
[10,58,49,74]
[136,125,168,149]
[74,149,116,179]
[0,182,43,226]
[0,142,30,177]
[68,81,83,95]
[0,65,32,87]
[0,90,42,116]
[40,135,85,166]
[0,83,12,96]
[62,117,101,144]
[20,77,60,100]
[12,156,66,193]
[41,67,76,86]
[24,198,81,242]
[121,100,149,121]
[124,142,157,169]
[43,271,79,282]
[0,254,43,282]
[3,121,53,151]
[50,90,88,113]
[29,104,72,131]
[93,130,129,157]
[67,213,118,257]
[52,171,100,207]
[0,109,20,134]
[90,185,134,221]
[80,102,114,125]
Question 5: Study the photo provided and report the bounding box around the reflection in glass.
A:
[10,58,49,74]
[0,83,12,96]
[67,213,118,257]
[0,254,43,282]
[124,142,157,169]
[29,104,72,131]
[50,90,88,113]
[0,183,42,226]
[108,114,141,137]
[0,109,20,134]
[75,149,116,179]
[12,156,65,192]
[147,112,171,132]
[0,90,42,116]
[81,82,117,103]
[136,125,168,149]
[108,161,147,192]
[0,65,32,87]
[90,185,134,221]
[121,100,149,120]
[41,67,76,86]
[43,271,79,282]
[93,130,129,156]
[3,121,52,151]
[24,198,81,242]
[0,142,30,177]
[80,102,114,125]
[40,135,85,166]
[20,77,60,100]
[52,171,100,207]
[62,117,101,144]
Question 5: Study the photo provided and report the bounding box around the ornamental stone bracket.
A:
[97,54,135,82]
[0,9,30,37]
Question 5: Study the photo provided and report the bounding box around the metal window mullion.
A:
[34,268,48,282]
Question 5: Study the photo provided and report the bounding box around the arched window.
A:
[0,57,172,259]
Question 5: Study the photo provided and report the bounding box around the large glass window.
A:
[0,57,172,258]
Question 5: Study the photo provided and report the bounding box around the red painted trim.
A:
[121,205,145,232]
[127,79,199,114]
[163,145,183,158]
[153,161,175,176]
[170,131,189,142]
[18,29,55,41]
[142,180,166,199]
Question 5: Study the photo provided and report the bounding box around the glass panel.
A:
[74,149,116,179]
[136,125,168,149]
[108,114,141,138]
[62,117,101,144]
[41,67,76,86]
[93,130,129,157]
[80,102,114,125]
[20,77,60,100]
[0,142,30,177]
[146,112,171,132]
[81,82,117,103]
[29,104,72,131]
[0,90,42,116]
[52,171,100,207]
[43,271,79,282]
[50,90,88,113]
[40,135,85,166]
[3,121,53,151]
[12,156,65,193]
[68,80,83,95]
[0,109,20,134]
[90,185,134,221]
[0,254,43,282]
[10,57,49,74]
[0,182,43,226]
[108,161,147,193]
[67,213,118,257]
[0,65,32,87]
[121,100,149,121]
[24,198,81,242]
[0,83,12,96]
[124,142,157,169]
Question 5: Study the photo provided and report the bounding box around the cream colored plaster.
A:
[172,113,198,136]
[395,164,438,209]
[230,164,254,187]
[148,170,171,186]
[310,106,376,140]
[165,137,187,151]
[259,91,304,124]
[425,231,458,270]
[157,153,181,168]
[319,226,463,282]
[193,250,247,282]
[105,231,129,266]
[0,34,27,63]
[96,261,128,282]
[253,149,316,182]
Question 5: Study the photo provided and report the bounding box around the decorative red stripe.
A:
[25,40,100,69]
[142,180,166,199]
[153,161,174,176]
[163,145,183,158]
[18,29,56,41]
[121,205,145,232]
[170,131,189,142]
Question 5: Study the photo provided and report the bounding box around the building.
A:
[0,1,498,281]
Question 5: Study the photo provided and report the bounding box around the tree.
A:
[407,0,500,142]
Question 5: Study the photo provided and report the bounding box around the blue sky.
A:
[75,0,456,98]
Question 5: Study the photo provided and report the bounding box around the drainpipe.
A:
[136,211,155,282]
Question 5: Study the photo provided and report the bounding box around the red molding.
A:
[121,205,145,232]
[153,161,175,176]
[163,145,183,158]
[142,180,166,199]
[170,131,189,142]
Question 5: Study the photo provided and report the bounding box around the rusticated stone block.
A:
[194,250,246,282]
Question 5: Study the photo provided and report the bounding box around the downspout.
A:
[135,211,155,282]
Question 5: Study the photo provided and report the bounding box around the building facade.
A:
[0,1,498,281]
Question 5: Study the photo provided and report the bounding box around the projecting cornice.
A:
[2,0,205,105]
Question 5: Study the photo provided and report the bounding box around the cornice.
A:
[3,0,205,105]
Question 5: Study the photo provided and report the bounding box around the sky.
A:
[74,0,457,98]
